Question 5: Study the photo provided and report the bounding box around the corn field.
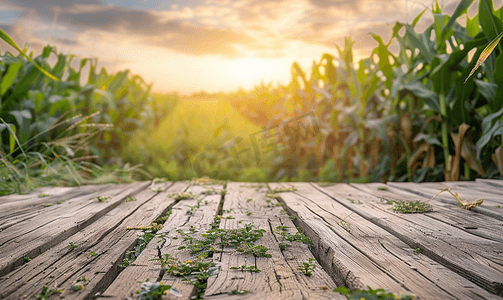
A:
[229,0,503,183]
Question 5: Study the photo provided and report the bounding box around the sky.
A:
[0,0,497,95]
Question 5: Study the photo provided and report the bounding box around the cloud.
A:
[52,36,80,46]
[4,1,256,57]
[2,0,443,60]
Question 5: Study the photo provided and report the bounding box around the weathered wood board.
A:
[205,182,340,300]
[387,181,503,220]
[315,182,503,297]
[271,182,501,299]
[0,180,502,300]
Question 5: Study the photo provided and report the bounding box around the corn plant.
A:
[229,0,503,183]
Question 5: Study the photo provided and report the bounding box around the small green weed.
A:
[24,257,31,262]
[121,229,157,268]
[278,242,290,250]
[95,195,110,202]
[297,258,316,276]
[68,242,77,250]
[496,205,501,208]
[167,192,199,201]
[414,248,421,254]
[377,186,389,191]
[269,186,297,193]
[136,280,172,300]
[230,265,261,272]
[70,283,84,291]
[229,289,248,295]
[125,196,136,202]
[274,226,311,244]
[38,193,50,198]
[152,255,219,297]
[333,286,416,299]
[32,286,64,300]
[380,197,432,213]
[42,203,53,207]
[236,243,271,257]
[246,198,253,202]
[391,200,432,213]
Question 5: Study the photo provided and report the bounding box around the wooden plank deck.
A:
[0,180,502,299]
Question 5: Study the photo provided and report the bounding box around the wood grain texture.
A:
[272,183,503,299]
[0,181,179,299]
[205,183,341,299]
[0,181,501,299]
[102,184,222,300]
[0,184,111,232]
[316,183,503,297]
[351,182,503,243]
[387,182,503,221]
[0,182,150,278]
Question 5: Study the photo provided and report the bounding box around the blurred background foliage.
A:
[1,0,503,195]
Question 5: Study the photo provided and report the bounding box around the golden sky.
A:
[0,0,496,94]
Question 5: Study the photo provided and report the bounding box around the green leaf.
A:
[474,79,498,103]
[441,0,475,41]
[0,61,22,96]
[413,8,427,27]
[333,286,350,295]
[476,120,503,160]
[403,82,440,113]
[0,28,58,82]
[404,25,433,63]
[479,0,503,40]
[481,106,503,134]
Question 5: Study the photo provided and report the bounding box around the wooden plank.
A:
[0,181,150,278]
[0,181,184,299]
[205,182,341,300]
[102,184,223,300]
[0,186,76,204]
[438,181,503,196]
[0,184,111,231]
[315,183,503,297]
[409,181,503,205]
[387,182,503,221]
[272,183,502,299]
[477,179,503,188]
[351,182,503,243]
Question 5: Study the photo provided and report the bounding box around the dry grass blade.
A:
[464,30,503,83]
[430,187,483,209]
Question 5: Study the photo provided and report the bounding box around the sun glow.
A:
[224,57,290,87]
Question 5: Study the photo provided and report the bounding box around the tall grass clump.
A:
[0,29,166,194]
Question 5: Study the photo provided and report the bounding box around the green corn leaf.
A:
[0,28,58,82]
[464,30,503,83]
[0,61,22,96]
[441,0,475,41]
